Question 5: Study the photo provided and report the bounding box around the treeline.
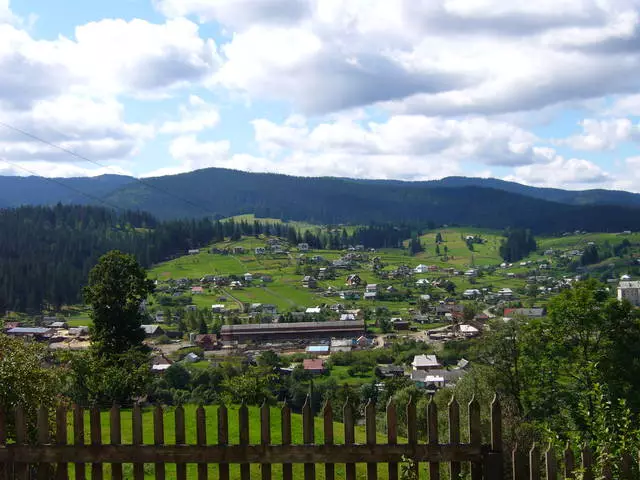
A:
[0,206,423,313]
[499,228,537,262]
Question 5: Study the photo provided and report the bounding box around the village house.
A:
[141,325,165,337]
[330,338,353,352]
[271,244,284,254]
[618,281,640,306]
[340,291,360,300]
[232,246,245,254]
[302,276,317,288]
[345,309,364,319]
[345,274,361,287]
[305,306,322,315]
[211,304,226,313]
[302,359,326,375]
[416,278,430,287]
[414,264,429,274]
[255,247,266,255]
[376,365,405,378]
[364,292,377,300]
[298,243,310,252]
[463,289,481,298]
[221,320,365,343]
[188,249,200,255]
[390,318,410,330]
[191,286,204,295]
[355,335,371,348]
[6,327,53,340]
[151,354,173,373]
[306,345,330,355]
[497,288,514,299]
[317,267,330,279]
[458,324,480,337]
[340,313,357,321]
[411,354,441,371]
[243,273,253,283]
[261,274,273,283]
[503,308,546,318]
[194,334,218,350]
[365,284,378,293]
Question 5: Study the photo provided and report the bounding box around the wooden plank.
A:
[132,403,144,480]
[302,395,316,480]
[217,405,229,480]
[485,395,503,479]
[529,443,540,480]
[90,406,103,480]
[343,401,356,480]
[55,406,69,480]
[15,405,28,480]
[196,406,208,480]
[109,405,122,480]
[581,444,593,480]
[174,406,187,480]
[386,400,398,480]
[512,444,527,480]
[621,453,633,480]
[545,444,557,480]
[37,406,51,480]
[154,405,165,480]
[564,443,575,479]
[323,400,335,480]
[239,402,250,480]
[73,405,85,480]
[365,400,377,480]
[281,403,293,480]
[0,443,487,464]
[261,401,272,480]
[0,406,6,480]
[448,396,461,480]
[468,396,482,480]
[428,398,439,480]
[406,396,417,479]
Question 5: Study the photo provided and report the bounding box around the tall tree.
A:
[85,250,154,356]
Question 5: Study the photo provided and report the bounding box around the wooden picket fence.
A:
[0,396,634,479]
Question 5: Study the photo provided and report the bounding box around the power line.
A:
[0,157,125,212]
[0,121,218,218]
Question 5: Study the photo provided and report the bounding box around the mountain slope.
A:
[99,168,640,233]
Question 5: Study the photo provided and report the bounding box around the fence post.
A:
[428,397,439,480]
[468,396,482,480]
[239,402,250,480]
[387,399,398,480]
[581,444,593,480]
[545,443,557,480]
[90,406,103,480]
[154,405,165,480]
[365,399,378,480]
[323,400,335,480]
[281,402,293,480]
[512,444,527,480]
[406,396,418,479]
[174,406,187,480]
[196,405,208,480]
[448,396,461,480]
[564,443,575,479]
[217,404,229,480]
[55,406,68,480]
[303,395,316,480]
[36,406,51,480]
[73,404,85,480]
[529,443,540,480]
[343,399,356,480]
[260,400,272,480]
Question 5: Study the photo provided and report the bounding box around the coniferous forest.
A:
[0,205,421,312]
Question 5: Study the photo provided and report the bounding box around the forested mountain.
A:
[3,169,640,231]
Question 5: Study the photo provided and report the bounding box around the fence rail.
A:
[0,396,634,479]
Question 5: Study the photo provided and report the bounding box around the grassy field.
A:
[65,403,428,480]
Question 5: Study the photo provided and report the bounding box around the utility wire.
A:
[0,121,218,218]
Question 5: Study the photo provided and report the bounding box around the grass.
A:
[65,404,422,479]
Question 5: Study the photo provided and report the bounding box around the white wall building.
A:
[618,281,640,306]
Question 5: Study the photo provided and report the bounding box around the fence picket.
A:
[174,406,187,480]
[448,396,461,480]
[512,444,527,480]
[581,444,593,480]
[343,400,356,480]
[386,399,398,480]
[281,402,293,480]
[323,400,335,480]
[217,405,229,480]
[406,396,417,479]
[486,395,503,478]
[132,403,144,480]
[196,406,208,480]
[154,405,165,480]
[529,443,540,480]
[14,405,27,480]
[90,406,103,480]
[261,400,272,480]
[73,405,85,480]
[468,396,482,480]
[621,452,633,479]
[428,398,439,480]
[366,400,378,480]
[56,406,68,480]
[545,444,557,480]
[239,402,250,480]
[564,443,575,479]
[36,406,51,480]
[110,405,122,480]
[302,395,316,480]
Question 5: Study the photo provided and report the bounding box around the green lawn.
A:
[64,404,428,479]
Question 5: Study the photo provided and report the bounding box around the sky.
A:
[1,0,640,191]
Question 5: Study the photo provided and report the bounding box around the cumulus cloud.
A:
[506,155,611,188]
[160,95,220,134]
[559,118,640,150]
[0,160,132,178]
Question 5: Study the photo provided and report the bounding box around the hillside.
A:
[3,169,640,231]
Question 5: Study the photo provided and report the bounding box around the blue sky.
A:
[1,0,640,191]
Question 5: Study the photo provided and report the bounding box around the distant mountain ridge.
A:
[1,169,639,232]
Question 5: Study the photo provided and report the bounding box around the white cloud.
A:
[160,95,220,134]
[506,155,611,188]
[560,118,639,150]
[0,159,132,178]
